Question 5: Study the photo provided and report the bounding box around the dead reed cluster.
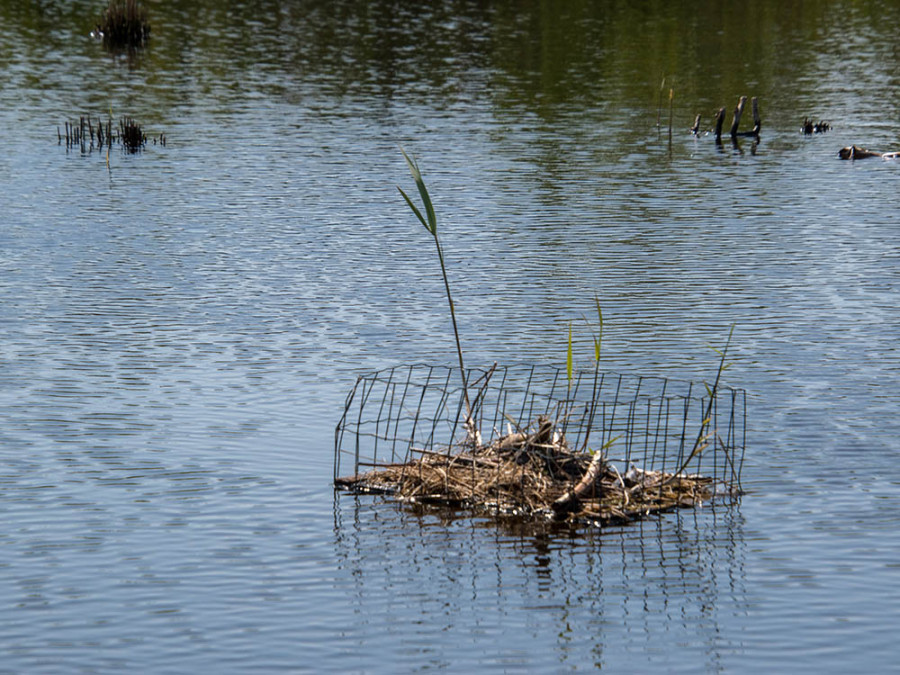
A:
[119,116,145,151]
[58,115,165,153]
[336,415,716,526]
[96,0,150,48]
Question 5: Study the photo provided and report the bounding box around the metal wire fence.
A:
[334,364,745,496]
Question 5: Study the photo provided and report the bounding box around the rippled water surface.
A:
[2,0,900,672]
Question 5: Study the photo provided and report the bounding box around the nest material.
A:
[335,416,716,526]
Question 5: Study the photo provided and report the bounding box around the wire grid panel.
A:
[334,364,745,490]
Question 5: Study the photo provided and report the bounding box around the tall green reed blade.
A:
[397,148,472,427]
[398,147,436,236]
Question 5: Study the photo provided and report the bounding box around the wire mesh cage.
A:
[334,363,746,521]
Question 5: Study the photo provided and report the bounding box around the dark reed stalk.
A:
[656,75,667,135]
[668,88,674,149]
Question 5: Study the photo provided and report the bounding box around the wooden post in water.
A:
[691,113,701,135]
[730,96,747,138]
[714,107,726,142]
[750,97,761,135]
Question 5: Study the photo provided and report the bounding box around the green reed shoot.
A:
[563,296,604,452]
[397,148,472,424]
[578,296,604,452]
[672,324,735,478]
[586,295,603,363]
[567,298,602,383]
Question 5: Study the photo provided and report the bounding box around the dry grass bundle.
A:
[336,415,718,526]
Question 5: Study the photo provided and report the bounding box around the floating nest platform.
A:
[335,365,745,527]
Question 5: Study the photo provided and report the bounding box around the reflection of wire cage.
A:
[334,364,745,497]
[331,494,749,670]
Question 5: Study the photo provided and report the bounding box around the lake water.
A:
[2,0,900,672]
